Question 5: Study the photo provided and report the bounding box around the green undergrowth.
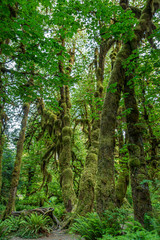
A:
[0,213,53,239]
[70,209,160,240]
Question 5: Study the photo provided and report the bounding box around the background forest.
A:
[0,0,160,239]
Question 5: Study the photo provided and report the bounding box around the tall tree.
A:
[96,0,160,220]
[3,99,30,218]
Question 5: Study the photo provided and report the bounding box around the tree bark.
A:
[3,102,30,219]
[115,111,129,207]
[59,85,77,212]
[124,76,152,226]
[76,39,114,216]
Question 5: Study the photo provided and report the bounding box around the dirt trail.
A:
[11,230,84,240]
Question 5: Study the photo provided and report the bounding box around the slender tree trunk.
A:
[3,102,30,219]
[124,76,152,226]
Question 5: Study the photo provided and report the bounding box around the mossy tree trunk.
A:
[124,76,152,226]
[76,39,114,216]
[57,39,77,212]
[140,84,159,180]
[3,102,30,219]
[115,108,129,207]
[96,0,160,215]
[59,85,77,212]
[96,43,131,213]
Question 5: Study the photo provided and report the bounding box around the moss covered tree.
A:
[3,101,30,219]
[76,38,114,215]
[96,0,160,215]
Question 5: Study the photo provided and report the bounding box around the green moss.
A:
[116,168,129,207]
[61,103,67,112]
[64,114,70,126]
[62,136,71,145]
[61,168,77,212]
[62,126,72,137]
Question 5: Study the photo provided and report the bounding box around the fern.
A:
[70,212,106,240]
[17,213,52,238]
[3,215,25,233]
[0,220,9,240]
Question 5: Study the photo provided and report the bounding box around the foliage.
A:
[1,146,15,202]
[0,220,9,240]
[70,209,130,240]
[17,213,52,238]
[3,215,25,233]
[0,0,160,236]
[71,210,160,240]
[103,208,130,236]
[70,212,105,240]
[0,213,52,239]
[100,231,160,240]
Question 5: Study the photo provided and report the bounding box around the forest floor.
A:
[11,230,84,240]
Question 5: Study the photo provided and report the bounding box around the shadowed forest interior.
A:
[0,0,160,239]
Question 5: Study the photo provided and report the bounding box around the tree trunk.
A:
[124,76,152,226]
[59,85,77,212]
[76,39,114,216]
[96,43,131,213]
[3,102,30,219]
[115,115,129,207]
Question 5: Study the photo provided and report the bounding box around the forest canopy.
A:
[0,0,160,239]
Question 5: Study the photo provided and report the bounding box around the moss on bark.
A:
[124,77,152,226]
[96,44,131,214]
[59,86,77,212]
[76,38,114,216]
[76,129,99,215]
[3,102,30,219]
